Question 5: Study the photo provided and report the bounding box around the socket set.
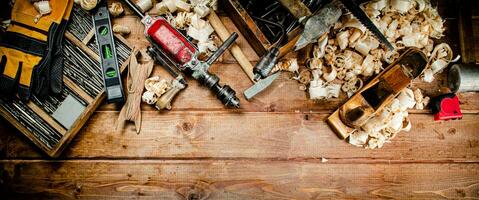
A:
[0,4,132,157]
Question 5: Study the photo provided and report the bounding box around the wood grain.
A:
[0,1,478,199]
[0,160,478,199]
[94,63,479,113]
[1,112,478,161]
[102,14,479,113]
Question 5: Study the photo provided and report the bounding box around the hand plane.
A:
[327,48,428,139]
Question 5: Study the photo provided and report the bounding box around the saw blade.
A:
[339,0,394,51]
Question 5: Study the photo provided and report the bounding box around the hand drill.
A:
[122,0,240,108]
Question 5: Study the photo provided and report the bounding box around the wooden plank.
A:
[224,0,271,56]
[82,29,95,45]
[65,31,101,62]
[1,160,478,199]
[48,93,107,157]
[95,62,479,113]
[1,112,478,161]
[102,13,476,113]
[457,0,476,63]
[26,102,67,136]
[472,19,479,63]
[63,76,95,104]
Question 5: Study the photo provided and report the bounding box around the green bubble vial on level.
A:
[106,68,117,77]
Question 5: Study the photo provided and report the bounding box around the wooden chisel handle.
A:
[279,34,300,58]
[277,0,312,19]
[208,11,255,83]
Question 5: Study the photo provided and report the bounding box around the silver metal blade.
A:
[244,72,281,100]
[339,0,394,51]
[294,2,342,51]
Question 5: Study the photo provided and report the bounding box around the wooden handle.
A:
[208,11,255,83]
[277,0,312,19]
[279,34,300,58]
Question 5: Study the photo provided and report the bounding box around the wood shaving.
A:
[151,0,217,53]
[293,0,451,108]
[80,0,97,11]
[113,24,131,35]
[271,58,299,73]
[155,78,186,110]
[117,48,154,133]
[150,0,190,15]
[347,86,431,149]
[190,0,217,10]
[322,65,337,82]
[309,69,341,100]
[33,1,51,23]
[193,3,210,18]
[293,70,312,85]
[186,17,216,52]
[413,88,429,109]
[137,0,153,13]
[109,2,124,17]
[421,43,453,82]
[142,77,172,105]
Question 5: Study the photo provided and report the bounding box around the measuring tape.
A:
[92,0,125,103]
[431,93,463,121]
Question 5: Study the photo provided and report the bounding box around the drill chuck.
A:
[212,84,240,108]
[253,47,279,81]
[194,68,240,108]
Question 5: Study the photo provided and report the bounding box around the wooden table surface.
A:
[1,1,479,199]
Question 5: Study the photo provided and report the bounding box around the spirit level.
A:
[92,0,125,103]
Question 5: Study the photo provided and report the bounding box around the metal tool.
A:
[339,0,394,50]
[92,0,125,103]
[275,0,341,51]
[242,17,285,100]
[448,63,479,93]
[294,2,341,50]
[0,99,62,149]
[431,93,463,121]
[122,0,240,108]
[327,48,427,139]
[281,0,394,51]
[244,72,280,100]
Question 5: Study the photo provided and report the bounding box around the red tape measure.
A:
[431,93,463,121]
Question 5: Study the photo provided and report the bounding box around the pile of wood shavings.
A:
[144,0,218,53]
[295,0,455,101]
[349,87,429,148]
[288,0,453,149]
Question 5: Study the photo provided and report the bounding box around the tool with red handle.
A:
[122,0,240,108]
[431,93,463,121]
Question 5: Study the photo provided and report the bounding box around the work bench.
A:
[1,0,478,199]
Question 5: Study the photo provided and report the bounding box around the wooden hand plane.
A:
[327,48,428,139]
